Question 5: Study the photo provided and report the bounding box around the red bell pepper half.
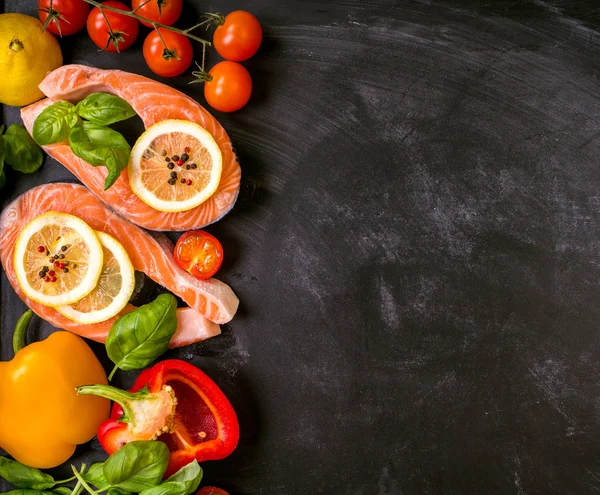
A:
[77,359,239,476]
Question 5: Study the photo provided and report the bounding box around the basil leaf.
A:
[103,441,170,492]
[4,125,44,173]
[4,491,56,495]
[32,101,79,145]
[140,461,203,495]
[68,122,131,190]
[76,93,136,126]
[52,488,72,495]
[106,294,177,377]
[83,463,109,489]
[0,457,56,490]
[0,135,5,187]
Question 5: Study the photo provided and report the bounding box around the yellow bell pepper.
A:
[0,312,110,468]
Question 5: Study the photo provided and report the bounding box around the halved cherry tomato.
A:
[38,0,90,36]
[87,1,139,52]
[213,11,263,62]
[132,0,182,28]
[204,61,252,113]
[143,29,193,77]
[196,488,230,495]
[174,231,224,280]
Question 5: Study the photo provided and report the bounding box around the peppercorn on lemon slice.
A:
[57,232,135,324]
[128,120,223,213]
[14,212,104,307]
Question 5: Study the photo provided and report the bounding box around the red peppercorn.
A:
[184,147,190,153]
[37,246,45,253]
[50,276,57,283]
[187,179,192,186]
[59,263,65,269]
[44,276,50,282]
[48,270,56,277]
[177,160,184,167]
[55,261,60,267]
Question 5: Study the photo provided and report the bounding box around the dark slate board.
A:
[3,0,600,493]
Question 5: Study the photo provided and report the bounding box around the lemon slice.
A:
[128,119,223,213]
[14,212,103,307]
[57,232,135,324]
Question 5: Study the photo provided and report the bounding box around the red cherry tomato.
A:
[132,0,182,28]
[87,1,139,52]
[174,231,224,280]
[38,0,90,36]
[213,11,262,62]
[204,61,252,113]
[143,29,193,77]
[196,488,230,495]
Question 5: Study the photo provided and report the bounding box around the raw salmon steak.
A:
[0,184,239,347]
[20,65,241,232]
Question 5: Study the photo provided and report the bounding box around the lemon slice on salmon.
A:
[57,232,135,324]
[14,212,104,307]
[128,120,223,213]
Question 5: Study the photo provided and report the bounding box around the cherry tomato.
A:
[143,29,193,77]
[38,0,90,36]
[204,62,252,113]
[87,1,139,52]
[196,488,230,495]
[174,231,224,280]
[132,0,182,28]
[213,11,262,62]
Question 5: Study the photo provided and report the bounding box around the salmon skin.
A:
[0,184,240,347]
[20,65,241,232]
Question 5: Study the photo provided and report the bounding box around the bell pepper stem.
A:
[77,384,152,421]
[13,310,33,355]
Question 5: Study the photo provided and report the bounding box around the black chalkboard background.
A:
[3,0,600,493]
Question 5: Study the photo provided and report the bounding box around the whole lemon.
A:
[0,13,62,107]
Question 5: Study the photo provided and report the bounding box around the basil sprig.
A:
[0,443,203,495]
[105,294,178,380]
[0,124,45,188]
[69,122,131,190]
[32,93,137,190]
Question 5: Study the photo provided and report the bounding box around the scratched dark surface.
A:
[3,0,600,493]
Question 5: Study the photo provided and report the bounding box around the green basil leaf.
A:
[32,101,78,145]
[140,461,203,495]
[76,93,136,126]
[52,488,72,495]
[106,294,177,375]
[68,121,131,190]
[0,457,56,490]
[4,125,44,173]
[103,441,170,492]
[3,490,56,495]
[83,463,109,489]
[0,135,5,185]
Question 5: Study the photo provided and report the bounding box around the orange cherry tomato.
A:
[174,231,224,280]
[132,0,182,28]
[204,61,252,113]
[213,11,263,62]
[196,488,230,495]
[87,1,139,52]
[143,29,193,77]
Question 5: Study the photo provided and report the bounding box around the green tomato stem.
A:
[82,0,211,46]
[13,309,33,355]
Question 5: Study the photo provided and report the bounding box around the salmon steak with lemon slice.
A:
[0,183,239,348]
[20,64,241,231]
